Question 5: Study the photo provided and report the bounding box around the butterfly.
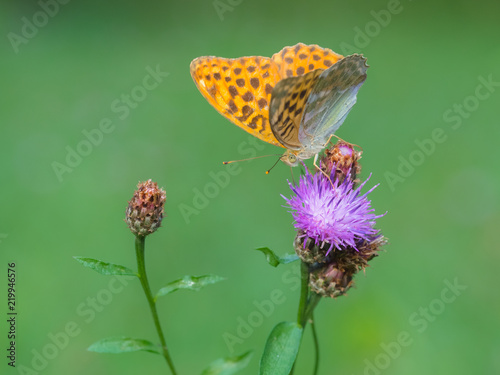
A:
[190,43,368,166]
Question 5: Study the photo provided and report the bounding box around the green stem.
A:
[304,292,321,324]
[291,262,322,375]
[135,236,178,375]
[311,315,320,375]
[297,261,311,328]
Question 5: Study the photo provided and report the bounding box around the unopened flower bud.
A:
[309,262,354,298]
[125,179,166,237]
[321,140,362,184]
[309,235,386,298]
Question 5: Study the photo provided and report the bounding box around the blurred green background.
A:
[1,0,499,374]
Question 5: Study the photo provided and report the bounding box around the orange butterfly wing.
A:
[190,56,284,148]
[272,43,344,78]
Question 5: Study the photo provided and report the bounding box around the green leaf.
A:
[156,274,226,299]
[201,351,253,375]
[73,257,137,276]
[256,247,299,268]
[259,322,303,375]
[87,337,159,354]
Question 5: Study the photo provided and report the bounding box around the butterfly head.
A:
[280,150,300,167]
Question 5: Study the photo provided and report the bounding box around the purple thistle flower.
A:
[283,168,385,255]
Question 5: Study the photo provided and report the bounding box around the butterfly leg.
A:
[312,134,341,186]
[313,153,335,186]
[322,134,335,148]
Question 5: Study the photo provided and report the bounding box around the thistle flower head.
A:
[125,179,166,237]
[283,168,384,256]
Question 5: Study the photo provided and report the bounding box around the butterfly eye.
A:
[288,154,297,164]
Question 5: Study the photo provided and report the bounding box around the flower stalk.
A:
[311,316,320,375]
[135,235,177,375]
[290,261,322,375]
[297,261,311,328]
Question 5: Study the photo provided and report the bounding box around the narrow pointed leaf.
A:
[74,257,137,276]
[259,322,303,375]
[256,247,299,268]
[156,274,226,299]
[201,351,253,375]
[88,337,159,354]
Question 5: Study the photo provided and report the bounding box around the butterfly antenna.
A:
[265,157,281,175]
[223,154,281,165]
